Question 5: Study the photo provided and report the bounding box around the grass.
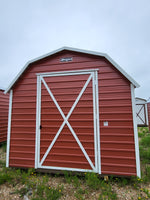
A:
[0,173,12,184]
[138,127,150,183]
[0,127,150,199]
[138,127,149,138]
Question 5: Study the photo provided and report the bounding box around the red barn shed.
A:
[5,47,141,177]
[0,89,9,143]
[147,101,150,129]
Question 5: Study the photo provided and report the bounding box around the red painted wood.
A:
[0,90,9,143]
[9,50,137,176]
[147,102,150,129]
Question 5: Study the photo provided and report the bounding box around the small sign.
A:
[60,57,73,62]
[104,121,108,126]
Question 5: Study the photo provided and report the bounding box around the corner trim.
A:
[6,90,13,167]
[131,84,141,177]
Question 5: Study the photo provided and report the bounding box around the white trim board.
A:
[6,90,13,167]
[35,76,41,169]
[145,103,149,126]
[39,165,96,173]
[131,84,141,178]
[95,71,101,174]
[5,47,139,94]
[36,68,99,77]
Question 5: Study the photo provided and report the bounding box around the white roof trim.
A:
[5,46,140,93]
[135,97,147,102]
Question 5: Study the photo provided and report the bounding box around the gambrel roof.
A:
[5,46,140,93]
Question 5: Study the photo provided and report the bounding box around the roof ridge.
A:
[5,46,140,93]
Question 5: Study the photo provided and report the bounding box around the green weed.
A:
[138,127,149,138]
[74,187,88,200]
[98,181,117,200]
[45,186,63,200]
[72,175,81,188]
[138,131,146,138]
[85,172,101,190]
[140,135,150,148]
[32,185,63,200]
[63,171,81,188]
[14,187,29,197]
[0,173,12,185]
[77,187,86,195]
[0,160,5,167]
[143,188,150,199]
[139,130,150,170]
[36,184,45,197]
[84,172,117,199]
[74,192,85,200]
[63,171,72,184]
[113,177,129,187]
[145,166,150,179]
[139,146,150,163]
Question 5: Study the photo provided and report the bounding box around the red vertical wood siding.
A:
[0,90,9,143]
[9,50,136,176]
[147,102,150,129]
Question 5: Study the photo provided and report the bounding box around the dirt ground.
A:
[0,148,150,200]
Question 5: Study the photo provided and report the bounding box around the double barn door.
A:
[35,69,101,174]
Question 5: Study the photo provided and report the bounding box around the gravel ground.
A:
[112,183,150,200]
[0,147,6,161]
[0,178,150,200]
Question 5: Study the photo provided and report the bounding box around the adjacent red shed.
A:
[147,101,150,129]
[0,89,9,143]
[5,47,141,177]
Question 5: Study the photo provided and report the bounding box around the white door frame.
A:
[35,69,101,174]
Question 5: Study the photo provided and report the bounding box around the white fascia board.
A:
[63,47,140,88]
[135,97,147,102]
[5,62,29,94]
[104,54,140,88]
[135,97,147,104]
[4,47,65,94]
[5,46,140,93]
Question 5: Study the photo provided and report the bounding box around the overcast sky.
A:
[0,0,150,99]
